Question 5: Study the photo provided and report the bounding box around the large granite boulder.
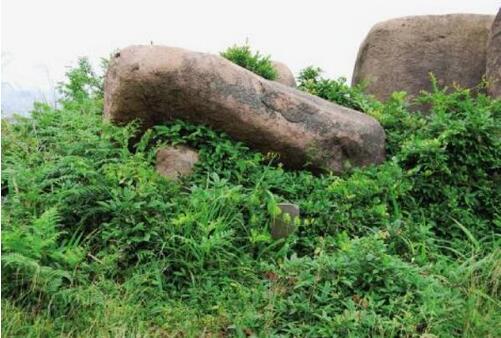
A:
[271,61,296,87]
[487,9,501,98]
[104,45,385,173]
[352,14,494,103]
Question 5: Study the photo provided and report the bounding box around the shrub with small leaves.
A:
[221,43,278,80]
[298,66,375,112]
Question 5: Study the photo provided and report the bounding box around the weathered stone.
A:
[271,60,296,87]
[352,14,494,104]
[271,203,299,239]
[104,45,385,173]
[487,9,501,98]
[155,145,199,180]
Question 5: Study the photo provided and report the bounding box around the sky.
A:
[1,0,499,113]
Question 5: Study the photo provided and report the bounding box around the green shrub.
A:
[220,44,278,80]
[397,85,500,241]
[2,49,500,337]
[298,71,500,247]
[268,235,462,336]
[298,66,374,112]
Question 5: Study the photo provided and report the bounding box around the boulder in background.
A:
[487,9,501,98]
[352,14,494,105]
[271,60,296,87]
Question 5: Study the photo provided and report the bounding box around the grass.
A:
[1,54,500,337]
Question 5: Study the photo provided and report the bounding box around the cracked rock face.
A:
[104,45,385,173]
[352,14,494,104]
[487,9,501,98]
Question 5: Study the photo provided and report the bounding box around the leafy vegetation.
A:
[2,52,500,337]
[221,43,278,80]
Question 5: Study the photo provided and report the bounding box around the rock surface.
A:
[104,45,385,173]
[271,203,299,240]
[487,9,501,98]
[271,61,296,87]
[155,145,199,179]
[352,14,494,103]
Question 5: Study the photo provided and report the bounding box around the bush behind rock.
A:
[220,43,278,80]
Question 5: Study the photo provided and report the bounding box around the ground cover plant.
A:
[1,51,500,337]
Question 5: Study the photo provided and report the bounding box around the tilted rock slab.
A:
[104,45,385,173]
[487,9,501,98]
[352,14,494,103]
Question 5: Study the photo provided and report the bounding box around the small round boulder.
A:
[155,145,199,180]
[271,61,296,87]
